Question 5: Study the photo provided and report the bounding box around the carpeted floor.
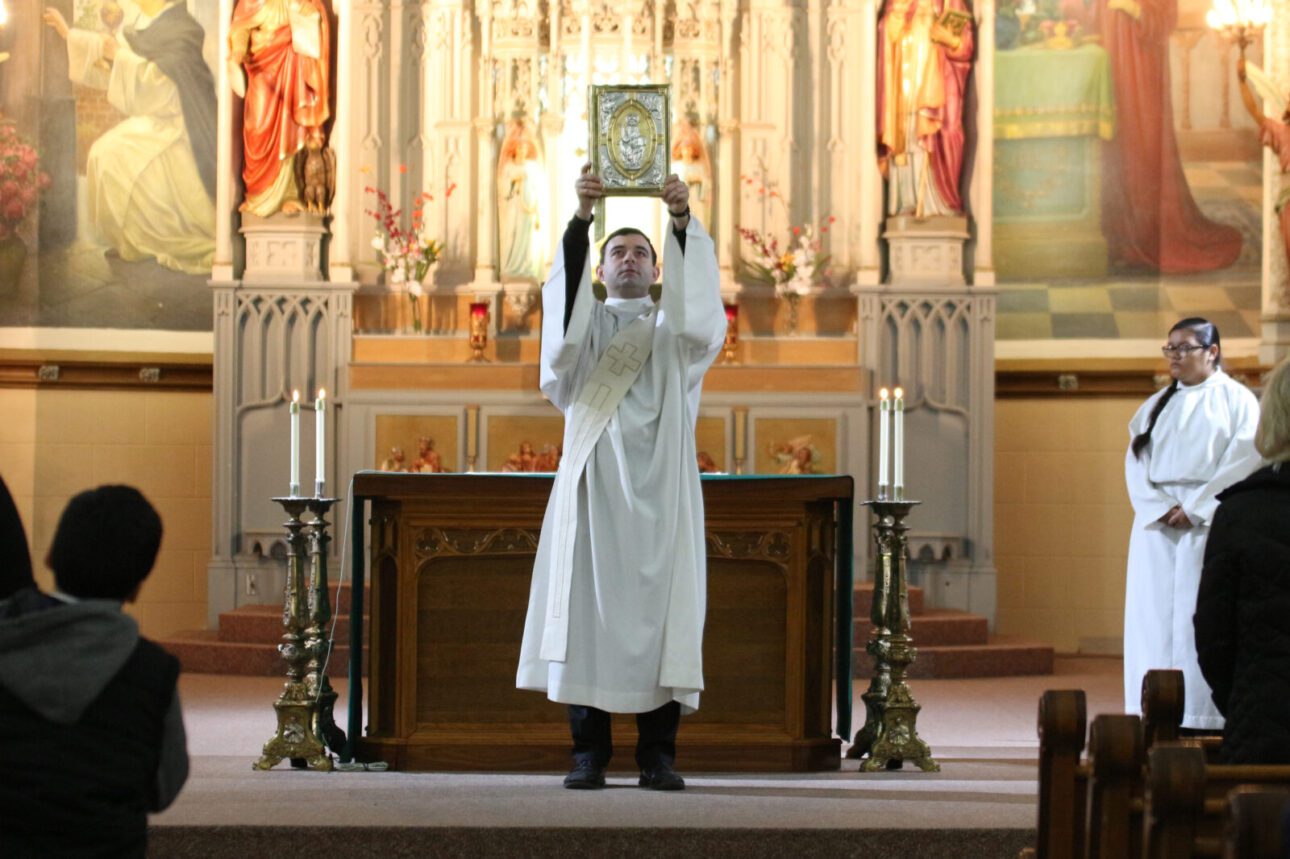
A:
[148,656,1123,858]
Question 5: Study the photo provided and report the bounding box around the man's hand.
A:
[43,8,70,40]
[1165,507,1193,529]
[575,162,602,221]
[662,173,689,229]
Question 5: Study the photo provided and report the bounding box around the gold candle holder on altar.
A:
[721,302,739,364]
[468,301,490,363]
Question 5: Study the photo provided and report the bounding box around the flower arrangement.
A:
[0,124,52,242]
[735,173,833,299]
[365,176,456,332]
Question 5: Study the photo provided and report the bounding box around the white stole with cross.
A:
[539,306,657,662]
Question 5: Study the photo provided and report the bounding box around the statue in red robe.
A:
[228,0,331,217]
[1099,0,1241,273]
[876,0,975,217]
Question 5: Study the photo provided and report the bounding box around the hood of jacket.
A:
[0,595,140,723]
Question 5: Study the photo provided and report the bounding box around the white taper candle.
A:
[289,390,301,496]
[315,389,326,496]
[877,388,890,497]
[893,386,905,498]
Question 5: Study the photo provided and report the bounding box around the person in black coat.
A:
[1195,358,1290,764]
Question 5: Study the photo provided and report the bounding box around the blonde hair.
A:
[1256,358,1290,463]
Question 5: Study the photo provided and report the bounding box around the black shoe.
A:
[638,762,685,791]
[563,759,606,789]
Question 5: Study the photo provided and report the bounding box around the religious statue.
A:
[533,443,561,472]
[876,0,975,217]
[696,451,720,473]
[497,119,547,280]
[671,118,712,227]
[1238,57,1290,272]
[501,440,538,473]
[412,436,449,473]
[379,446,406,472]
[770,436,821,474]
[228,0,331,217]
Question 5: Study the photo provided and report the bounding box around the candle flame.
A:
[292,390,300,402]
[318,388,326,399]
[894,387,904,399]
[879,387,889,399]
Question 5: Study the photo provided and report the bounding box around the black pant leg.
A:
[635,701,681,771]
[568,705,613,767]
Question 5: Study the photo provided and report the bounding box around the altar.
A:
[993,44,1116,279]
[345,472,855,772]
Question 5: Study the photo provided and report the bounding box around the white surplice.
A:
[1123,369,1261,729]
[516,218,727,715]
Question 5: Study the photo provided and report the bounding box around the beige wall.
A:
[994,397,1140,654]
[0,388,212,637]
[0,386,1141,652]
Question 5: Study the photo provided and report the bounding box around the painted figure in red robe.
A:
[228,0,331,217]
[1099,0,1241,273]
[1236,56,1290,272]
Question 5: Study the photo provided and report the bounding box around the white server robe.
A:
[1123,369,1261,729]
[516,217,726,714]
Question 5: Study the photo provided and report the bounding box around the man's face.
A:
[597,234,659,299]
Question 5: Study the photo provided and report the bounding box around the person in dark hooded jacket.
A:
[0,484,188,858]
[1195,358,1290,764]
[0,474,35,601]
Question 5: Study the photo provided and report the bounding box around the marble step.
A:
[853,582,925,617]
[217,603,364,644]
[855,609,989,648]
[853,637,1055,680]
[157,629,367,677]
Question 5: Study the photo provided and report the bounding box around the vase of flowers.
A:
[0,124,52,296]
[365,179,455,333]
[736,172,832,336]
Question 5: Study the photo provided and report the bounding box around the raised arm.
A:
[1237,56,1267,127]
[658,174,725,366]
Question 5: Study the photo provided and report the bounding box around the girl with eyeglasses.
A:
[1122,317,1262,732]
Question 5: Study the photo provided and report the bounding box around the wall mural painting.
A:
[992,0,1264,341]
[0,0,219,330]
[374,414,460,473]
[753,418,837,475]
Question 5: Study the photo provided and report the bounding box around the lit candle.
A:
[877,388,890,497]
[893,386,905,499]
[289,390,300,497]
[315,389,326,497]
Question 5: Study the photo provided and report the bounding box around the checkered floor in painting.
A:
[996,160,1265,341]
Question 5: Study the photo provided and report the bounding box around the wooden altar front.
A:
[347,472,854,772]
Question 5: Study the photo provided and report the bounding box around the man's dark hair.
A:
[598,227,657,266]
[49,485,163,601]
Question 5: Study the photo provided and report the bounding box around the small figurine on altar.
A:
[412,436,450,473]
[501,440,538,473]
[771,436,822,474]
[533,443,561,472]
[696,451,721,473]
[877,0,975,217]
[379,446,407,472]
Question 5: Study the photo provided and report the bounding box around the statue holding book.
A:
[877,0,975,217]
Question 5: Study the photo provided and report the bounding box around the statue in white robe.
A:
[517,195,726,721]
[1123,369,1260,729]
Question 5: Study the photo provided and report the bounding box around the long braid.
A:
[1131,380,1180,459]
[1131,316,1221,460]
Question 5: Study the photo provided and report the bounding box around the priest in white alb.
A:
[516,164,726,791]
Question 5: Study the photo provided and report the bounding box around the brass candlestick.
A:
[256,497,332,771]
[848,499,939,772]
[255,496,346,771]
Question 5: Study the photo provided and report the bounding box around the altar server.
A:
[517,164,726,791]
[1123,318,1261,730]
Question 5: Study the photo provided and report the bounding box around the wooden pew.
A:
[1225,786,1290,859]
[1143,744,1290,858]
[1024,669,1194,859]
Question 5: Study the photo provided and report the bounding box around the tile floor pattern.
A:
[997,160,1266,341]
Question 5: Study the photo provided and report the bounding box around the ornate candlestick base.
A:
[254,496,346,772]
[847,499,939,772]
